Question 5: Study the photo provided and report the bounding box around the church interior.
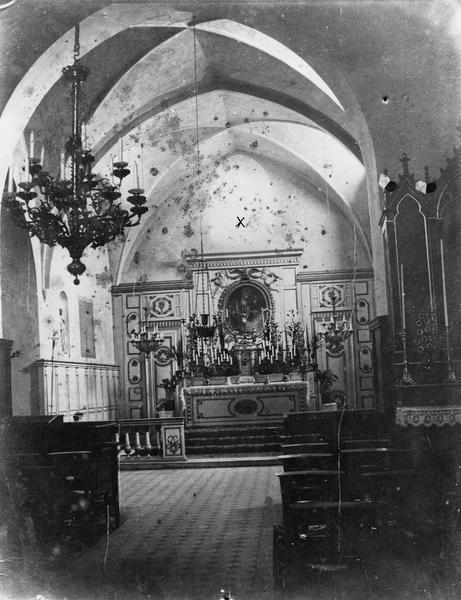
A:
[1,1,461,599]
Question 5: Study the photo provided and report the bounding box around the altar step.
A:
[185,425,281,455]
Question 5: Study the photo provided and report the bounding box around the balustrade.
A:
[114,417,186,460]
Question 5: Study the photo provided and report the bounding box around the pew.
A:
[2,418,120,558]
[273,410,417,587]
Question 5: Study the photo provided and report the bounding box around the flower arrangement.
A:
[159,375,178,391]
[157,375,178,412]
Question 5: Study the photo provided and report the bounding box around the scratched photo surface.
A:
[0,1,460,599]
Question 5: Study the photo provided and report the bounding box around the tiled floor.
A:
[58,467,282,600]
[4,466,460,600]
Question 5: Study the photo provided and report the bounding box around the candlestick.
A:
[135,161,139,188]
[398,263,414,385]
[119,137,124,162]
[29,130,34,158]
[40,145,45,167]
[440,239,449,328]
[400,263,406,330]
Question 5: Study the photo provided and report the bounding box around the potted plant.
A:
[313,368,338,404]
[157,375,178,417]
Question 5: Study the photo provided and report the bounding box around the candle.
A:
[140,143,145,188]
[8,166,13,193]
[40,145,45,167]
[400,263,406,330]
[440,239,449,327]
[135,162,139,188]
[29,130,34,158]
[312,319,317,362]
[119,137,124,162]
[82,122,87,149]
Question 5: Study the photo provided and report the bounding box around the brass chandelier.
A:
[319,290,353,354]
[7,26,148,284]
[130,307,165,356]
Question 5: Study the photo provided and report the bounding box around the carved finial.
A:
[400,153,410,176]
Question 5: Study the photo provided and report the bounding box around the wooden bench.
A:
[279,452,336,471]
[339,447,415,476]
[280,442,331,454]
[340,438,391,449]
[279,433,325,443]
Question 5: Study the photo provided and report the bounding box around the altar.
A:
[183,380,308,427]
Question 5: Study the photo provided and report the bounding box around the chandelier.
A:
[187,231,220,364]
[130,307,165,356]
[319,290,353,353]
[6,26,148,284]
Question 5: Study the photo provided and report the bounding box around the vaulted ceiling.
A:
[0,0,459,291]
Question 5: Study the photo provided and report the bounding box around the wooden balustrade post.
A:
[134,432,141,455]
[156,429,161,452]
[123,432,131,455]
[145,431,152,455]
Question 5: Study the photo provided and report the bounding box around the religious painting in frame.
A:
[222,281,271,337]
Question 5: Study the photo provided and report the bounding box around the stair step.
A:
[186,427,280,438]
[187,443,279,455]
[184,425,281,456]
[186,435,278,445]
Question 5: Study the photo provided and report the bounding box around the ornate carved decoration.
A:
[153,345,174,366]
[183,380,307,397]
[319,284,346,309]
[165,434,181,454]
[232,398,258,415]
[211,267,280,297]
[396,406,461,427]
[149,295,174,318]
[112,280,193,294]
[297,269,374,283]
[185,248,303,271]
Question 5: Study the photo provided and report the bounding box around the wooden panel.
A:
[126,294,140,308]
[30,361,120,421]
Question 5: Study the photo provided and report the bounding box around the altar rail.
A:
[114,417,186,460]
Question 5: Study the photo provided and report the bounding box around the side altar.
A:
[183,379,308,427]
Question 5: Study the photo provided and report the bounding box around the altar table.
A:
[183,380,309,427]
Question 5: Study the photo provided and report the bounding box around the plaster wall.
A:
[44,245,116,365]
[1,204,39,415]
[122,152,370,283]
